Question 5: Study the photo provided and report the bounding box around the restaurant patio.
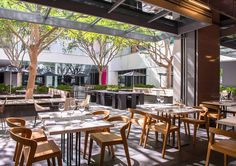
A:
[0,0,236,166]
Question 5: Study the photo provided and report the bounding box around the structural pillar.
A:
[181,25,220,105]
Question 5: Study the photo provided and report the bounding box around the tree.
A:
[68,31,128,85]
[137,36,174,88]
[0,1,68,99]
[5,21,64,98]
[0,30,26,68]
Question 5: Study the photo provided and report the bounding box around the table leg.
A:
[172,115,176,147]
[61,134,66,161]
[67,133,70,166]
[75,132,81,166]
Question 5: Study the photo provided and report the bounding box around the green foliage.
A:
[57,84,72,91]
[35,86,48,94]
[94,85,107,90]
[0,83,9,93]
[231,88,236,96]
[226,87,234,93]
[106,85,119,91]
[134,84,155,88]
[11,86,24,93]
[220,85,226,92]
[119,86,132,89]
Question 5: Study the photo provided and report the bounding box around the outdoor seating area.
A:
[0,0,236,166]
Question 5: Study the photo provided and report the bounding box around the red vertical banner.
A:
[101,68,107,85]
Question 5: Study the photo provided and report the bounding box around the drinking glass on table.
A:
[156,96,161,104]
[58,103,65,117]
[160,96,165,104]
[78,104,85,114]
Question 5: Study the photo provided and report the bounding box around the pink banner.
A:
[101,68,107,85]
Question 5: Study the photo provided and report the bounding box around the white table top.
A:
[217,117,236,127]
[39,111,113,135]
[202,100,236,107]
[137,104,202,115]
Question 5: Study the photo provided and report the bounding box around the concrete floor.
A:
[0,104,236,166]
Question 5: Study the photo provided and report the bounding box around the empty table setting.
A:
[38,110,114,166]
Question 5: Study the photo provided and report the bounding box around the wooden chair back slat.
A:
[6,118,26,128]
[107,115,130,139]
[128,108,146,118]
[92,110,110,120]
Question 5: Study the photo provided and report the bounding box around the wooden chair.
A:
[34,102,50,126]
[143,113,181,158]
[88,116,131,166]
[83,109,110,159]
[10,127,62,166]
[6,117,47,163]
[205,127,236,166]
[200,103,224,127]
[79,95,91,108]
[181,105,209,145]
[0,98,7,130]
[64,98,75,111]
[127,108,155,145]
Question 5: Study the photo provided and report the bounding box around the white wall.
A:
[221,61,236,87]
[107,52,166,87]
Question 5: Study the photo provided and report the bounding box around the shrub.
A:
[94,85,107,90]
[35,86,48,94]
[0,84,9,93]
[106,85,119,91]
[134,84,155,88]
[57,84,72,91]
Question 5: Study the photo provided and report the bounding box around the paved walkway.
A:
[0,104,236,166]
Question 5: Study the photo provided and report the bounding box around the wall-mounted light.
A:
[189,0,210,10]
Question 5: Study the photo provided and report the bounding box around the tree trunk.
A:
[166,65,172,88]
[98,70,102,85]
[25,49,38,99]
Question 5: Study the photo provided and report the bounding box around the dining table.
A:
[38,110,114,166]
[137,104,202,146]
[217,116,236,127]
[202,100,236,118]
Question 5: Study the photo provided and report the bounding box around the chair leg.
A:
[187,123,190,136]
[99,145,105,166]
[177,129,181,150]
[205,123,209,141]
[52,157,56,166]
[110,145,115,158]
[15,144,23,166]
[155,132,159,141]
[83,132,89,159]
[184,122,188,135]
[224,154,228,166]
[139,124,146,146]
[127,123,131,139]
[193,124,197,145]
[205,145,211,166]
[162,133,168,158]
[34,116,37,127]
[143,128,150,148]
[57,154,63,166]
[47,159,51,166]
[123,141,131,166]
[13,143,19,162]
[88,138,93,165]
[19,152,24,166]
